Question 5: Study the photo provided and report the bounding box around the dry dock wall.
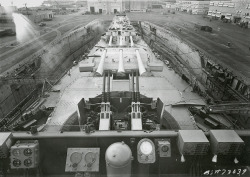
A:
[141,21,205,92]
[141,21,250,101]
[0,20,104,119]
[0,85,12,118]
[0,84,36,118]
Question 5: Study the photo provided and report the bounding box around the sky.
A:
[0,0,44,8]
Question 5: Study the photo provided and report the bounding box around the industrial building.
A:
[165,0,177,10]
[175,0,210,15]
[0,6,17,23]
[18,8,54,23]
[208,0,250,25]
[0,6,17,14]
[1,11,250,177]
[129,0,151,12]
[87,0,123,14]
[42,0,76,8]
[75,0,88,8]
[173,0,250,17]
[41,0,166,14]
[0,6,17,34]
[87,0,153,14]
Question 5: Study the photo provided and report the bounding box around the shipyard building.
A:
[208,0,250,25]
[175,0,210,14]
[87,0,152,14]
[173,0,250,24]
[0,6,17,35]
[87,0,123,14]
[18,8,54,23]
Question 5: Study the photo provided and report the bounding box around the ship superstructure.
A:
[0,14,249,177]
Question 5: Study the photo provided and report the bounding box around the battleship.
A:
[0,14,250,177]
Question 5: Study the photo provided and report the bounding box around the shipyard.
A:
[0,0,250,177]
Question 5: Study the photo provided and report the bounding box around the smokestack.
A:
[109,36,113,46]
[102,74,106,102]
[107,71,111,102]
[118,49,125,73]
[96,49,107,76]
[135,49,146,76]
[130,36,134,47]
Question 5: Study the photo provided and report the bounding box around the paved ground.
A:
[1,11,249,83]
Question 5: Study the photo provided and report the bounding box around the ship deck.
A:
[42,35,210,131]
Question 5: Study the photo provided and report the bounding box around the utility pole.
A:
[24,3,29,17]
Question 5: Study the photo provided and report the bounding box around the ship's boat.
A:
[0,14,250,177]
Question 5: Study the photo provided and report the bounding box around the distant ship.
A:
[0,14,249,177]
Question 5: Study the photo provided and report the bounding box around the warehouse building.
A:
[87,0,123,14]
[175,0,210,15]
[208,0,250,26]
[87,0,152,14]
[18,8,54,23]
